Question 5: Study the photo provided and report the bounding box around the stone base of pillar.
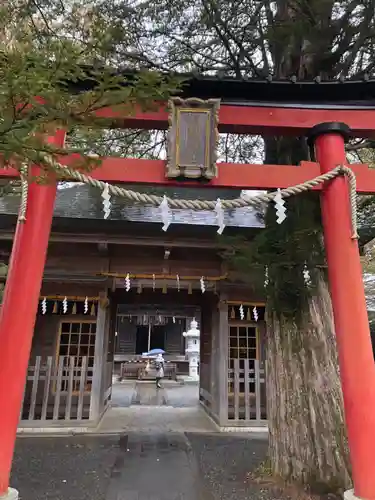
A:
[344,489,363,500]
[179,375,199,384]
[0,488,19,500]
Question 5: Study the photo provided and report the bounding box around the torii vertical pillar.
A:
[0,130,65,499]
[310,123,375,500]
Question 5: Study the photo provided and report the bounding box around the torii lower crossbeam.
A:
[1,159,375,192]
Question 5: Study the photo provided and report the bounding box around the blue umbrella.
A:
[146,348,165,355]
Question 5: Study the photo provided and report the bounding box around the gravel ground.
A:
[11,432,299,500]
[12,435,119,500]
[186,433,289,500]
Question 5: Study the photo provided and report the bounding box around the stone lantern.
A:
[183,319,200,382]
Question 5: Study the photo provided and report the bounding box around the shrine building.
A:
[0,181,267,428]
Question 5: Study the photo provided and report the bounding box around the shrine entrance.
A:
[109,296,193,411]
[135,326,165,354]
[115,304,196,362]
[112,301,199,409]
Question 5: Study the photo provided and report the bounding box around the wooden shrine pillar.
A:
[89,293,109,422]
[217,294,229,426]
[207,297,220,420]
[0,130,65,498]
[210,304,219,416]
[310,123,375,500]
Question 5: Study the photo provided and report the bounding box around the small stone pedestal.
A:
[0,489,19,500]
[344,490,364,500]
[183,319,200,383]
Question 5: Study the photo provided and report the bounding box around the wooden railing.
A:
[20,356,93,424]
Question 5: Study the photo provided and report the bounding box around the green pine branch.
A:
[0,1,182,174]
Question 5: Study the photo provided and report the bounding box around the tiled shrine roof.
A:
[0,183,264,230]
[73,68,375,108]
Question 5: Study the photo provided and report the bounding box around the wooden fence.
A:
[199,362,212,409]
[227,359,267,424]
[20,356,93,425]
[19,356,266,428]
[199,359,267,426]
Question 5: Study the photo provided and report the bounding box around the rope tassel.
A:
[41,297,47,315]
[215,198,225,234]
[303,264,312,285]
[101,182,111,219]
[274,189,286,224]
[253,306,259,322]
[264,267,269,287]
[239,304,244,320]
[160,195,172,232]
[125,273,131,292]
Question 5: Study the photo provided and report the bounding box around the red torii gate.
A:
[0,103,375,500]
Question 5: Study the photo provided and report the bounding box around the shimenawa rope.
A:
[17,156,358,239]
[18,164,29,222]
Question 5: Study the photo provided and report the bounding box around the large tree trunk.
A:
[267,279,352,491]
[261,0,352,490]
[262,135,351,492]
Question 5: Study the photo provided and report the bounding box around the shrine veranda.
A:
[2,73,375,499]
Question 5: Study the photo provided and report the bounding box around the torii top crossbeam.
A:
[2,74,375,192]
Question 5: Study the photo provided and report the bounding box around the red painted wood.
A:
[316,132,375,500]
[1,159,375,192]
[95,103,375,137]
[0,131,65,495]
[57,157,323,189]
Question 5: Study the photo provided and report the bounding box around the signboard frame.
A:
[166,97,220,179]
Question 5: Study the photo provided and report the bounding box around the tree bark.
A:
[267,279,352,491]
[262,133,351,491]
[263,1,351,490]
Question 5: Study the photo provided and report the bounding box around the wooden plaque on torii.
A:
[166,97,220,180]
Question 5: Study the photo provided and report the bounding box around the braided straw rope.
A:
[18,164,29,222]
[19,155,359,239]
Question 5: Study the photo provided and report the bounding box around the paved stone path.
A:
[100,382,222,434]
[12,433,275,500]
[111,381,199,408]
[106,433,204,500]
[97,406,218,434]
